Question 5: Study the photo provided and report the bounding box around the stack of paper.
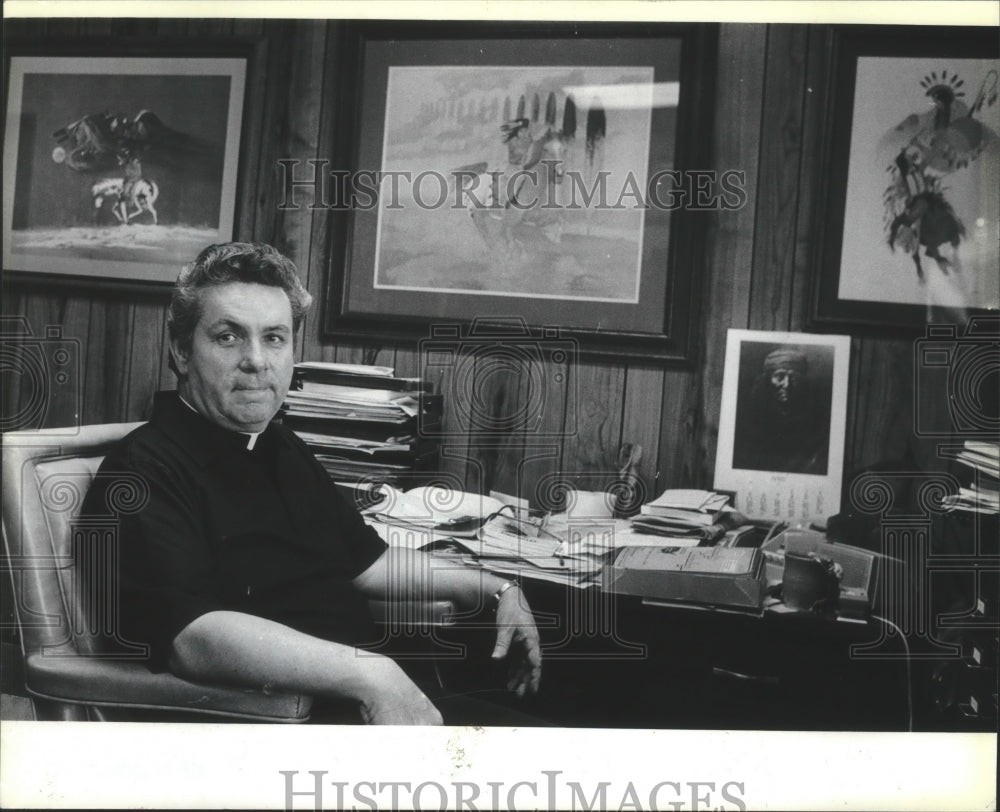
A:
[630,489,732,540]
[284,389,423,420]
[282,362,442,485]
[294,360,396,377]
[469,518,604,587]
[945,441,1000,514]
[363,485,505,530]
[360,484,605,588]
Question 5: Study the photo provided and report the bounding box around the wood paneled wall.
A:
[2,19,931,508]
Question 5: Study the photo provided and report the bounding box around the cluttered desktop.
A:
[287,359,997,732]
[343,480,915,730]
[357,482,876,621]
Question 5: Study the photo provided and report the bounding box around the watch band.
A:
[492,580,518,611]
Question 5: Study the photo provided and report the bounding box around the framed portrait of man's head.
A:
[715,329,851,524]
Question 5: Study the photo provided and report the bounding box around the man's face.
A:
[172,282,294,433]
[768,368,801,405]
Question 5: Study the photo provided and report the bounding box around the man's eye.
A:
[215,333,238,345]
[265,334,287,346]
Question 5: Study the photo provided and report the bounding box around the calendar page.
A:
[714,329,851,525]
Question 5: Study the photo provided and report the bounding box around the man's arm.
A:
[352,548,542,696]
[168,610,443,725]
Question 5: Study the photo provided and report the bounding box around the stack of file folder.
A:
[281,362,442,485]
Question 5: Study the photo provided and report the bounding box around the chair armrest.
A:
[368,599,456,627]
[25,653,312,722]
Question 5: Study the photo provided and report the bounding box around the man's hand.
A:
[491,586,542,697]
[357,656,444,725]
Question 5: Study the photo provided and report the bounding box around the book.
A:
[604,546,766,612]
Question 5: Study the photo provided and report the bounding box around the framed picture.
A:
[3,42,249,285]
[324,21,718,362]
[714,329,851,525]
[813,26,1000,331]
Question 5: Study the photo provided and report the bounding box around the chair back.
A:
[3,422,314,721]
[2,423,144,658]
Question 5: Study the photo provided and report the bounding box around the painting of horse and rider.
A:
[3,56,244,282]
[370,64,665,303]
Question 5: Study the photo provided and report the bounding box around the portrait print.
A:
[731,341,835,475]
[715,329,851,524]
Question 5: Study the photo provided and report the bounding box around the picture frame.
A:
[2,39,250,286]
[813,26,1000,332]
[713,329,852,525]
[324,21,718,362]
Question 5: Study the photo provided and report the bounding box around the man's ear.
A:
[168,338,190,377]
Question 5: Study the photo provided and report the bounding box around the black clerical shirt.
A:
[80,391,388,670]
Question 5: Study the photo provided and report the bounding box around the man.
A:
[732,346,832,476]
[81,242,541,725]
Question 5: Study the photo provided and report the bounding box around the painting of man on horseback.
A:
[368,63,655,302]
[462,114,570,263]
[4,54,245,281]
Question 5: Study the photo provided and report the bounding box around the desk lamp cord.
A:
[871,614,914,732]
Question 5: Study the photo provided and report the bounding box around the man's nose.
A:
[239,338,267,371]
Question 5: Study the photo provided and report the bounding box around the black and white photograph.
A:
[731,340,836,476]
[1,2,997,811]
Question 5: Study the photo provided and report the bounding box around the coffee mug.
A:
[782,552,841,612]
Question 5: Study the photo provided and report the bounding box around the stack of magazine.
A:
[281,362,442,485]
[629,489,733,544]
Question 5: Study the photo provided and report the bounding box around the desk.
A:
[367,509,996,731]
[428,571,917,731]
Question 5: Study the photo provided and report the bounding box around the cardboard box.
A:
[604,546,766,612]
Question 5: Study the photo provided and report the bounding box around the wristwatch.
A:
[491,580,518,611]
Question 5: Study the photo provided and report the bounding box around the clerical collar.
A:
[178,394,262,450]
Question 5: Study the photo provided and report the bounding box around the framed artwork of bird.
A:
[814,26,999,331]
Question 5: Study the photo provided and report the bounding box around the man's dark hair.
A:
[167,242,313,372]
